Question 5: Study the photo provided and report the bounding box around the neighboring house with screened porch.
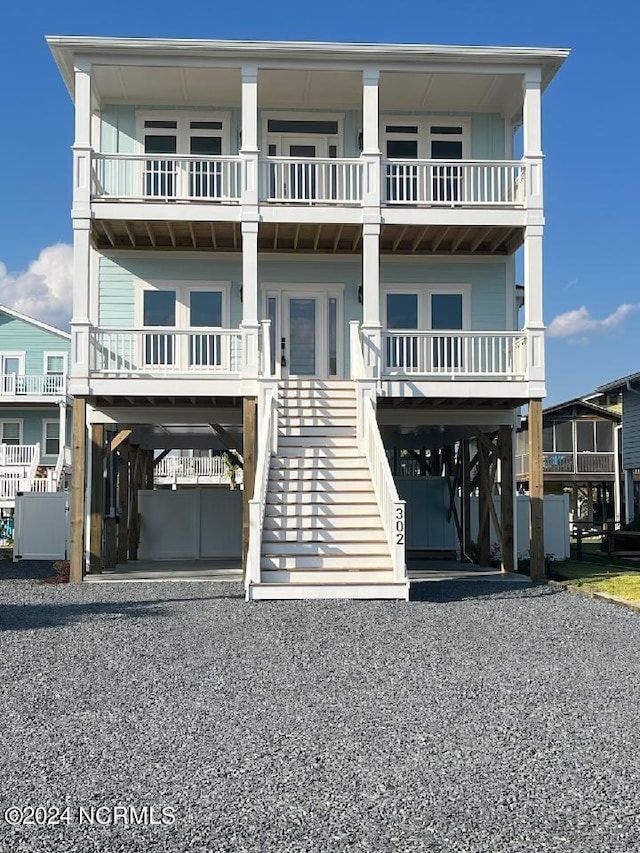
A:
[0,306,71,537]
[48,36,568,596]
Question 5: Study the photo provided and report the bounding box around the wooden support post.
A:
[242,397,257,570]
[499,425,514,573]
[477,441,492,567]
[117,444,129,564]
[69,398,87,583]
[529,399,545,581]
[104,517,117,569]
[462,439,471,560]
[128,445,140,561]
[89,423,105,575]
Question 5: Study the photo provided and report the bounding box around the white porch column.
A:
[240,65,259,210]
[522,69,544,213]
[241,221,260,378]
[362,68,381,209]
[523,223,545,386]
[361,221,381,377]
[70,61,93,395]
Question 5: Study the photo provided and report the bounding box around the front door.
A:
[268,291,341,379]
[285,294,320,377]
[267,137,329,201]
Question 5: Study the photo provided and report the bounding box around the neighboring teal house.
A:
[0,306,71,534]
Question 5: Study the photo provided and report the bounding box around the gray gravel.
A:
[1,567,640,852]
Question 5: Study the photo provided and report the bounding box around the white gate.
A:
[14,492,69,560]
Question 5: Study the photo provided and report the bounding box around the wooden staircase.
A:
[247,379,409,600]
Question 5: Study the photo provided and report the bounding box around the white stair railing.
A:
[246,387,278,596]
[350,321,407,586]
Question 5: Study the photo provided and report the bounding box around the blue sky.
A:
[1,0,638,404]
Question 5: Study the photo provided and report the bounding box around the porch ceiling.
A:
[91,220,523,256]
[90,65,525,114]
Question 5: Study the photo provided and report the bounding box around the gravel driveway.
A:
[1,563,639,852]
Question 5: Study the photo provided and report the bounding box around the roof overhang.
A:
[46,36,570,107]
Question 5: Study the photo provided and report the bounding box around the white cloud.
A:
[547,303,640,340]
[0,244,73,331]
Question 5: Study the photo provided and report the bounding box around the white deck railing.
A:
[382,331,527,379]
[90,328,243,375]
[92,153,242,202]
[260,157,363,204]
[246,389,279,595]
[382,159,526,206]
[0,444,39,467]
[1,375,66,395]
[154,455,242,484]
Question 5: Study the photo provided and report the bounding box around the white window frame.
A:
[0,419,23,446]
[137,280,231,330]
[42,419,61,457]
[135,111,232,156]
[43,351,68,375]
[262,112,345,158]
[381,117,471,160]
[1,352,26,375]
[382,284,471,330]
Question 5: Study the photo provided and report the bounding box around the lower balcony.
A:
[90,328,244,376]
[154,455,243,487]
[380,331,527,380]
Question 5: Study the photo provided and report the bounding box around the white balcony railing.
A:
[382,160,526,206]
[0,444,39,467]
[92,154,242,202]
[90,328,244,375]
[154,455,242,485]
[381,331,528,379]
[1,374,65,395]
[260,157,363,204]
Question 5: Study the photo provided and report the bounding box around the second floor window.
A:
[139,113,229,199]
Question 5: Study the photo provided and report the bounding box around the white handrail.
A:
[90,327,244,375]
[0,444,39,467]
[359,394,406,585]
[27,443,41,483]
[0,374,66,395]
[92,153,242,202]
[246,388,278,595]
[382,330,528,378]
[382,159,526,206]
[260,157,363,204]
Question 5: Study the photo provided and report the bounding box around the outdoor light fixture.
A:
[358,285,363,304]
[239,285,243,302]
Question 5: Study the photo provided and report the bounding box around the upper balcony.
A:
[52,39,567,256]
[0,373,66,402]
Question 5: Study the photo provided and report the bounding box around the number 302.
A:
[395,506,405,546]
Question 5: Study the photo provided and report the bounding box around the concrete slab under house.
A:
[46,35,569,598]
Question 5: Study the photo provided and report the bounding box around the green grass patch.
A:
[554,560,640,603]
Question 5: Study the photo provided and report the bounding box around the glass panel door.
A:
[1,356,23,393]
[431,293,463,370]
[430,126,464,203]
[284,140,321,200]
[189,124,223,198]
[189,291,223,367]
[386,137,418,202]
[143,120,178,197]
[288,297,317,376]
[143,290,176,367]
[386,293,418,370]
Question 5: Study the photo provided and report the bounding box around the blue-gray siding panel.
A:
[622,388,640,469]
[0,314,70,375]
[0,407,63,462]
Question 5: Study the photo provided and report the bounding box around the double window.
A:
[140,283,229,370]
[0,421,21,446]
[384,288,468,372]
[138,113,230,199]
[43,421,60,456]
[383,119,470,203]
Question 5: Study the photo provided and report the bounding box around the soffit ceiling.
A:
[92,64,523,113]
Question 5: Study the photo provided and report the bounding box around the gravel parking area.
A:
[1,564,640,852]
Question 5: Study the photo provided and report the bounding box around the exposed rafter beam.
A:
[232,222,238,250]
[101,221,116,248]
[293,223,300,250]
[468,226,492,253]
[411,225,430,252]
[313,224,322,252]
[124,221,136,247]
[144,222,157,247]
[167,222,177,248]
[333,224,344,251]
[188,222,197,249]
[451,226,472,253]
[210,223,217,249]
[273,223,279,250]
[352,228,361,252]
[392,225,409,252]
[431,226,451,253]
[489,229,507,253]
